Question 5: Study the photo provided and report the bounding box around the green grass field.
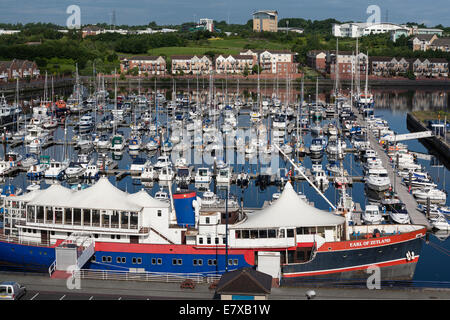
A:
[144,37,293,57]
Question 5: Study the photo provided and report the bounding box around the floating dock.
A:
[356,111,432,230]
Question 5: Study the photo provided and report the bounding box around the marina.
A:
[0,70,449,289]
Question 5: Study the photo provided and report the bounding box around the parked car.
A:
[0,281,26,300]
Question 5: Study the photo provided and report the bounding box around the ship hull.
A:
[282,231,424,285]
[0,228,426,285]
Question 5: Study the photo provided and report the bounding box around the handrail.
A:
[0,233,53,247]
[75,268,221,284]
[48,260,56,276]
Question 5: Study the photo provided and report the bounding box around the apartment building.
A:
[429,38,450,53]
[120,56,166,75]
[327,51,368,77]
[409,34,438,51]
[332,22,406,38]
[171,55,213,75]
[306,50,327,71]
[0,59,40,81]
[214,55,254,74]
[252,10,278,32]
[240,49,297,75]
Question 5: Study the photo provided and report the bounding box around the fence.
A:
[75,269,221,284]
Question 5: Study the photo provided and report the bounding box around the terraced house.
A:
[171,55,213,75]
[120,56,166,75]
[370,57,410,76]
[214,55,254,74]
[411,58,449,78]
[0,59,40,81]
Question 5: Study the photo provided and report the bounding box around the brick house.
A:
[327,51,368,78]
[306,50,327,71]
[120,56,166,75]
[0,59,40,81]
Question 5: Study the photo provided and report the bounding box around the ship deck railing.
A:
[74,268,221,284]
[0,232,53,247]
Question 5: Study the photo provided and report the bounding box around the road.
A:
[2,272,450,300]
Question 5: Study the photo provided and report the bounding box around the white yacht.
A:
[140,166,155,181]
[195,167,212,184]
[429,211,450,230]
[314,169,329,189]
[44,160,68,179]
[413,187,447,204]
[154,156,172,170]
[83,164,99,179]
[158,166,175,182]
[362,205,383,225]
[216,167,232,184]
[365,168,391,192]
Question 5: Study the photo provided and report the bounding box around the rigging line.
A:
[426,239,450,254]
[421,237,450,257]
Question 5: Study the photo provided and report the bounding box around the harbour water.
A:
[0,84,449,287]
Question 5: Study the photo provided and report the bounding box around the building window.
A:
[205,217,210,224]
[157,210,162,217]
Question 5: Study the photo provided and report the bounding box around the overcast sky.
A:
[2,0,449,27]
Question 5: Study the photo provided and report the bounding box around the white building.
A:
[333,22,407,38]
[198,19,214,32]
[0,29,20,35]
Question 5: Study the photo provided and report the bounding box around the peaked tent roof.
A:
[27,184,74,207]
[68,177,142,211]
[127,189,170,208]
[26,177,167,211]
[231,182,344,229]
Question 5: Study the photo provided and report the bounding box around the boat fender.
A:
[411,251,415,260]
[406,251,412,261]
